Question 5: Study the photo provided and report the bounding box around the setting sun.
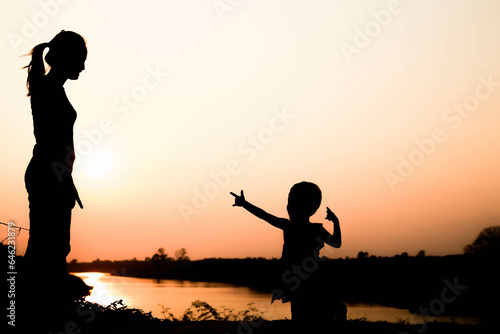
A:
[81,149,114,177]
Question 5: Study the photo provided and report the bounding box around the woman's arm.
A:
[230,190,288,230]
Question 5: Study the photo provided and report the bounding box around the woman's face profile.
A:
[49,43,87,80]
[66,48,87,80]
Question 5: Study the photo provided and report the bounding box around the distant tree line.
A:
[2,226,497,320]
[65,226,500,320]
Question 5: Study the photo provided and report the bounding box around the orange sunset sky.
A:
[1,0,500,262]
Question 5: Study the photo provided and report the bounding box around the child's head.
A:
[287,181,322,221]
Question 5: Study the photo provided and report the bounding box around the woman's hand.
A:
[230,190,246,207]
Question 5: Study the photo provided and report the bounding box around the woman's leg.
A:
[25,164,74,278]
[25,197,72,276]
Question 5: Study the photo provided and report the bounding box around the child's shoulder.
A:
[310,222,329,234]
[284,222,325,233]
[296,222,326,233]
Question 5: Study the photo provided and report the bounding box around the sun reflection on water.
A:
[73,272,122,306]
[68,273,480,324]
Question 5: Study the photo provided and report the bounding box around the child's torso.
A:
[281,223,325,265]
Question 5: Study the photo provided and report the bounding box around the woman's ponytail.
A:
[23,42,49,96]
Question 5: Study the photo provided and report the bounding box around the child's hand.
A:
[326,207,338,223]
[230,190,246,207]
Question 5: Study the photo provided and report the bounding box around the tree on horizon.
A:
[464,225,500,257]
[175,248,190,261]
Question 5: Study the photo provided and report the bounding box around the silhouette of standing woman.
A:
[23,30,86,280]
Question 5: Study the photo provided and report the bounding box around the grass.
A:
[159,299,265,321]
[15,299,491,334]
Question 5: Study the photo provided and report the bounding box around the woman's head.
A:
[287,181,322,220]
[24,30,87,95]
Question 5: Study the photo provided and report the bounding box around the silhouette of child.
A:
[231,181,346,325]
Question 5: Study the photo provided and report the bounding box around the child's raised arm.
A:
[324,207,342,248]
[230,190,288,230]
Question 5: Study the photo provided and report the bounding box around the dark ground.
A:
[13,319,491,334]
[6,298,493,334]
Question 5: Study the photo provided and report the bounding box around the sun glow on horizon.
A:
[81,149,114,177]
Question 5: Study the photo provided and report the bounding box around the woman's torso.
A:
[30,80,77,169]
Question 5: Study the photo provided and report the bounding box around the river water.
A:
[73,272,479,324]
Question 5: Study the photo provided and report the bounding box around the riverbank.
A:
[9,277,490,333]
[16,317,490,334]
[68,254,497,319]
[81,319,489,334]
[14,300,490,334]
